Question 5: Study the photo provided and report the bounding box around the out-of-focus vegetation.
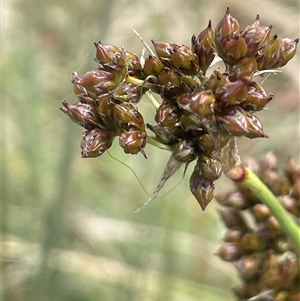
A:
[3,0,299,300]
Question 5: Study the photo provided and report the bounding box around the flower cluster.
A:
[61,7,298,210]
[216,153,300,300]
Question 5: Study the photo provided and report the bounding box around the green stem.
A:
[126,74,145,86]
[227,165,300,253]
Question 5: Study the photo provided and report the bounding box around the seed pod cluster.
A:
[216,153,300,300]
[61,8,298,209]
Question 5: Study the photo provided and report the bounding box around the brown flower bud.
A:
[81,128,115,158]
[60,100,100,130]
[215,242,243,262]
[155,99,182,127]
[119,130,147,157]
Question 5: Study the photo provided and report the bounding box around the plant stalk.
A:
[227,164,300,253]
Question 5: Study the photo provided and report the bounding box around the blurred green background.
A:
[3,0,299,300]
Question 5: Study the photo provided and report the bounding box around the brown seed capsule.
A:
[215,78,250,107]
[125,51,143,78]
[170,46,199,75]
[96,94,115,130]
[221,191,252,210]
[256,222,277,241]
[241,233,264,252]
[290,179,300,200]
[197,133,216,155]
[284,157,300,184]
[242,24,273,54]
[60,100,100,130]
[215,242,243,262]
[189,167,214,210]
[217,106,249,137]
[143,55,164,76]
[244,111,267,139]
[191,20,215,72]
[112,82,142,104]
[218,208,247,229]
[256,34,281,70]
[231,283,248,299]
[198,155,223,182]
[155,99,182,127]
[274,38,299,68]
[287,291,300,301]
[228,57,258,81]
[81,128,115,158]
[152,40,199,75]
[158,67,181,86]
[252,203,271,222]
[72,69,120,94]
[272,237,290,254]
[236,253,263,281]
[113,103,145,132]
[215,7,240,57]
[119,130,147,157]
[241,81,274,111]
[205,70,229,92]
[94,42,122,64]
[278,195,300,217]
[177,90,215,117]
[223,228,246,242]
[173,140,196,162]
[223,36,248,64]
